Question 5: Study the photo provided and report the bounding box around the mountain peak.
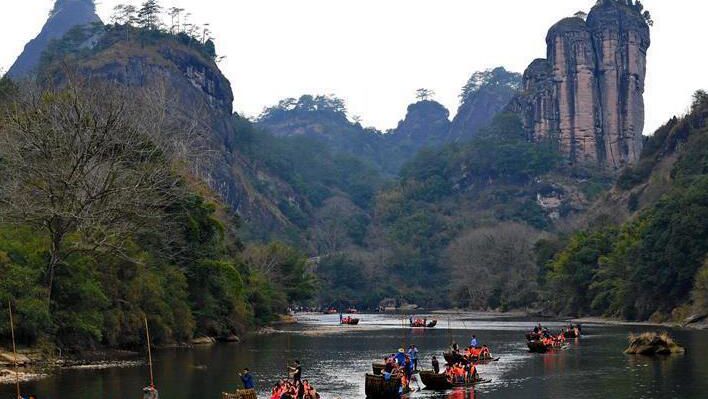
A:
[7,0,101,78]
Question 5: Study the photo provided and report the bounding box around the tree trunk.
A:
[46,234,63,305]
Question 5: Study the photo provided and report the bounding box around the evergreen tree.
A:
[138,0,162,30]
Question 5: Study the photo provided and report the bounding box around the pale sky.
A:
[0,1,706,134]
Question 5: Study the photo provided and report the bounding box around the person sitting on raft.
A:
[480,345,492,359]
[302,380,317,399]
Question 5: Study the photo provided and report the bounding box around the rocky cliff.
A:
[388,100,451,148]
[8,0,101,78]
[450,67,521,142]
[512,0,651,169]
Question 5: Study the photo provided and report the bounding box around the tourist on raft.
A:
[432,355,440,374]
[270,379,318,399]
[382,350,416,391]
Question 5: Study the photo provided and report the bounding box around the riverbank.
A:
[572,316,708,330]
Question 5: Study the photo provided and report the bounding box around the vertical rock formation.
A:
[513,0,650,169]
[7,0,101,78]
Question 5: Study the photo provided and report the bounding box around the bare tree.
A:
[446,222,541,309]
[0,80,183,304]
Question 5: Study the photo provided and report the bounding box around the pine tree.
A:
[138,0,162,30]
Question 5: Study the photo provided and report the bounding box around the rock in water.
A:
[7,0,101,78]
[624,332,686,355]
[509,0,651,169]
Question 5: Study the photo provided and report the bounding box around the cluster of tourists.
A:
[381,346,420,389]
[235,361,319,399]
[526,322,583,353]
[437,335,492,383]
[442,361,479,384]
[269,379,318,399]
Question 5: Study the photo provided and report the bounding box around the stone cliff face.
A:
[8,0,101,78]
[513,0,650,169]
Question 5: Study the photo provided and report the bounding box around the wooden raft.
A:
[222,389,257,399]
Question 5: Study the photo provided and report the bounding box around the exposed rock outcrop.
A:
[8,0,101,78]
[450,67,521,141]
[512,0,651,169]
[388,100,451,149]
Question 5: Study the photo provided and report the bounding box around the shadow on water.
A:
[1,314,707,399]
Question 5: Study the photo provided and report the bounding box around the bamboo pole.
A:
[144,316,154,388]
[8,300,21,399]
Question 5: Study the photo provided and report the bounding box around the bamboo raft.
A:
[409,320,437,328]
[527,340,550,353]
[419,371,492,390]
[222,389,257,399]
[341,318,360,325]
[365,373,409,398]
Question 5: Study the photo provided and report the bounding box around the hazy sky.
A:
[0,1,706,134]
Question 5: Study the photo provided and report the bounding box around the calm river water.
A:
[2,313,707,399]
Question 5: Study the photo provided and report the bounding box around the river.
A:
[2,312,707,399]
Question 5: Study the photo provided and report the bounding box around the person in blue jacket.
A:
[394,348,407,366]
[239,368,255,389]
[470,335,478,348]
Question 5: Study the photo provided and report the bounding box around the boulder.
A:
[0,351,32,366]
[624,332,686,355]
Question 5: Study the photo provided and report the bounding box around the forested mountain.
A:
[0,0,705,356]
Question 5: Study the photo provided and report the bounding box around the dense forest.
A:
[542,91,708,322]
[0,15,319,351]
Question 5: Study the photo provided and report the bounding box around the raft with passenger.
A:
[443,350,497,364]
[340,316,360,325]
[419,371,491,390]
[409,319,437,328]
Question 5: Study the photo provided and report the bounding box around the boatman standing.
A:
[408,345,419,370]
[470,335,478,348]
[289,360,302,383]
[239,368,255,389]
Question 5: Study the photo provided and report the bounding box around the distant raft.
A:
[409,319,437,328]
[341,317,360,325]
